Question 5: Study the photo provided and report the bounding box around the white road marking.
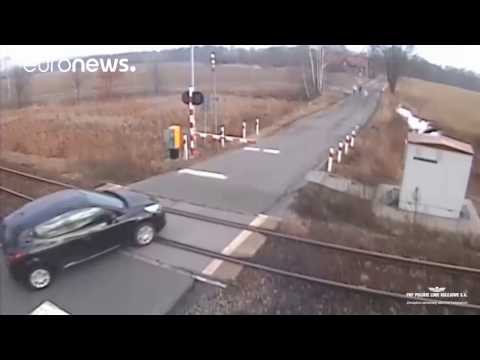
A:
[262,149,280,155]
[30,301,70,315]
[178,169,228,180]
[202,214,269,277]
[243,147,280,155]
[244,146,261,152]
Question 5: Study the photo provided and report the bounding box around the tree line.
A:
[368,45,480,94]
[2,45,480,108]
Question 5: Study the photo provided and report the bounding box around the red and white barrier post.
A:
[351,130,356,148]
[220,125,225,148]
[242,121,246,139]
[188,46,197,155]
[256,118,260,136]
[188,86,196,153]
[337,142,343,163]
[183,133,189,160]
[345,135,350,155]
[327,147,334,173]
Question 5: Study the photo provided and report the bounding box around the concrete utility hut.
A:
[399,133,474,219]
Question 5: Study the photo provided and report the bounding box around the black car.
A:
[0,185,166,290]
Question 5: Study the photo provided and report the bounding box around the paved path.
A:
[131,86,382,215]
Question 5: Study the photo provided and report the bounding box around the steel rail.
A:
[164,207,480,276]
[160,238,480,312]
[2,166,480,277]
[0,166,77,189]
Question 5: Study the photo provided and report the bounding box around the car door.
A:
[81,208,124,255]
[33,207,110,267]
[89,207,147,254]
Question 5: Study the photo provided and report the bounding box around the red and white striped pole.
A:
[256,118,260,136]
[345,135,350,155]
[337,142,343,163]
[189,46,196,154]
[242,121,246,139]
[188,86,196,153]
[220,125,225,148]
[327,147,334,173]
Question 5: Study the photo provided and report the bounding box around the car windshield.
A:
[82,191,126,210]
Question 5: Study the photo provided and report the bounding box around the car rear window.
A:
[82,191,126,209]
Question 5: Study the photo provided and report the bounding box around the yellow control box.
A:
[167,125,182,149]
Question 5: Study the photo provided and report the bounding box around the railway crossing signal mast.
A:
[189,45,196,154]
[210,51,218,134]
[181,46,204,157]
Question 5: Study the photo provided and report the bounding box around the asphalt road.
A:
[0,248,193,315]
[0,81,383,315]
[130,84,382,215]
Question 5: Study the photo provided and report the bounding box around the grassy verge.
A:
[333,91,408,186]
[0,90,345,187]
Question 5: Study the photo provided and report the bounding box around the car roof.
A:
[2,189,97,234]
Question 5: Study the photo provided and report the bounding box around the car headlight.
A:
[144,204,162,214]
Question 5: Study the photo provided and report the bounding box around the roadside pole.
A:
[184,133,189,160]
[220,125,225,148]
[337,142,343,163]
[210,52,217,134]
[189,46,196,154]
[203,97,208,140]
[327,147,334,173]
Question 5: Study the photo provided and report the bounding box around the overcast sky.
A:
[1,45,479,73]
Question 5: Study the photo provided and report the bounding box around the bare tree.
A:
[71,71,83,103]
[11,66,31,108]
[97,69,123,100]
[301,65,311,99]
[0,73,3,110]
[152,61,161,96]
[306,46,323,98]
[369,45,415,93]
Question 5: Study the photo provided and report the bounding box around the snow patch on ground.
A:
[396,106,441,136]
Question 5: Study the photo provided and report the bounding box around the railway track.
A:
[1,164,480,312]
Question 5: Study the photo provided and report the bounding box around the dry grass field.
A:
[0,95,296,183]
[334,91,409,186]
[397,78,480,139]
[0,62,348,186]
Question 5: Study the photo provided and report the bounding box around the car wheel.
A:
[27,266,53,290]
[132,222,156,246]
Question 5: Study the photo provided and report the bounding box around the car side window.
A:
[34,207,111,239]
